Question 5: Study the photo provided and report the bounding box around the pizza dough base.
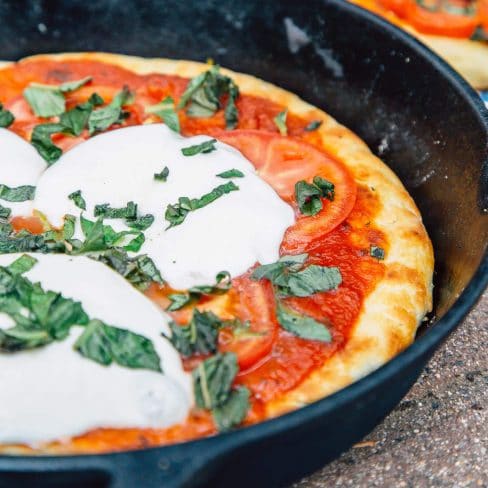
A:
[0,53,433,427]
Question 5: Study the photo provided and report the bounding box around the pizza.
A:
[349,0,488,89]
[0,53,433,454]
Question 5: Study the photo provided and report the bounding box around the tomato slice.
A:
[377,0,410,17]
[218,274,278,371]
[405,1,479,38]
[215,130,357,252]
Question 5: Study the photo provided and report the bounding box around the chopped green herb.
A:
[304,120,322,131]
[0,103,14,128]
[216,169,244,179]
[126,214,155,231]
[276,301,331,342]
[88,86,134,135]
[0,204,11,220]
[23,77,92,118]
[295,176,335,216]
[165,181,238,228]
[154,166,169,182]
[181,138,217,156]
[145,96,180,133]
[168,309,222,356]
[274,109,288,136]
[62,215,76,240]
[68,190,86,210]
[7,254,38,275]
[167,271,231,311]
[94,201,137,220]
[212,386,250,432]
[251,253,342,297]
[31,122,72,164]
[370,245,385,260]
[177,65,240,129]
[59,93,104,136]
[193,352,238,409]
[74,319,162,372]
[0,184,36,202]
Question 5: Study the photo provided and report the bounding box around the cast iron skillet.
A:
[0,0,487,486]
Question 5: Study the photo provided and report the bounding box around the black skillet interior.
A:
[0,0,487,487]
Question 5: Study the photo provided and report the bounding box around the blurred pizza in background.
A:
[349,0,488,90]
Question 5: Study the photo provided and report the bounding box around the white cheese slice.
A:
[0,253,192,445]
[0,129,45,216]
[33,124,295,289]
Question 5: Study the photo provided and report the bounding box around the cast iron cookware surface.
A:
[0,0,486,487]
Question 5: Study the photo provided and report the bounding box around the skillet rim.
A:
[0,0,486,471]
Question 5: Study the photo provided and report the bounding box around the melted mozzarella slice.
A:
[1,129,45,216]
[33,124,295,289]
[0,253,192,445]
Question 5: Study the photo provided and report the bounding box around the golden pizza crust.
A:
[2,53,434,424]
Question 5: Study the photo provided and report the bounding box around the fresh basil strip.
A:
[167,271,231,311]
[23,77,92,118]
[31,122,72,164]
[168,309,222,356]
[0,257,89,351]
[126,214,155,231]
[274,109,288,136]
[177,65,240,129]
[74,319,162,372]
[63,215,76,240]
[154,166,169,182]
[295,176,335,216]
[276,301,331,342]
[76,216,145,253]
[192,352,238,409]
[181,138,217,156]
[216,169,244,179]
[68,190,86,210]
[95,201,138,220]
[0,103,14,128]
[370,245,385,260]
[0,204,12,220]
[471,26,488,42]
[251,254,342,297]
[304,120,322,132]
[0,184,35,202]
[59,93,104,136]
[212,386,250,432]
[88,86,134,135]
[165,181,238,228]
[146,96,180,133]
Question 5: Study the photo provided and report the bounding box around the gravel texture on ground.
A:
[293,292,487,488]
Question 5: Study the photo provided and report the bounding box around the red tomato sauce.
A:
[0,58,386,452]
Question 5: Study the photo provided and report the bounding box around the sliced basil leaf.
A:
[181,138,217,156]
[165,181,238,228]
[276,301,331,342]
[7,254,37,275]
[370,245,385,260]
[88,86,134,135]
[146,96,180,133]
[0,103,14,128]
[216,169,244,179]
[274,109,288,136]
[250,253,308,282]
[168,309,221,356]
[167,271,231,311]
[23,77,91,118]
[192,352,238,409]
[295,180,323,216]
[68,190,86,210]
[177,65,240,129]
[154,166,169,182]
[94,201,137,220]
[31,122,71,164]
[63,215,76,240]
[212,386,250,432]
[0,184,35,202]
[313,176,335,201]
[74,319,162,372]
[0,204,11,220]
[59,93,104,136]
[126,214,154,231]
[304,120,322,132]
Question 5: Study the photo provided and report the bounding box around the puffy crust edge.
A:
[8,53,434,418]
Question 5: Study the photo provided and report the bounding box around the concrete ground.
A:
[293,292,487,488]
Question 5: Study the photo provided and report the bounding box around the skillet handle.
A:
[0,438,229,488]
